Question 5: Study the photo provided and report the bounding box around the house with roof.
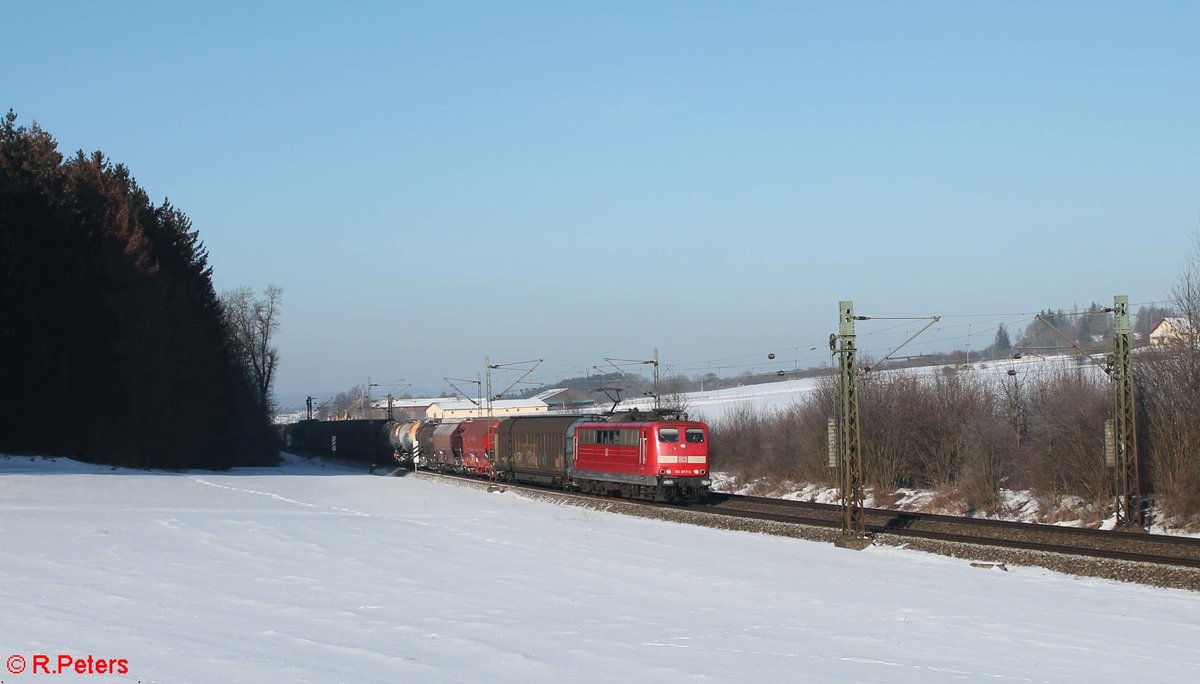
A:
[426,397,551,420]
[1150,317,1196,346]
[367,397,455,421]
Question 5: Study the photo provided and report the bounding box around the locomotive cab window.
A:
[658,428,679,443]
[592,429,621,445]
[685,428,705,443]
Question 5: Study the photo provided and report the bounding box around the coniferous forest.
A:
[0,111,276,469]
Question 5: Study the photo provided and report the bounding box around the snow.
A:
[613,354,1102,422]
[2,454,1198,683]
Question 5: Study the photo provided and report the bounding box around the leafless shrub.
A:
[761,400,832,484]
[708,403,765,477]
[856,370,1008,504]
[912,372,994,488]
[1011,370,1109,501]
[858,372,922,490]
[955,418,1013,514]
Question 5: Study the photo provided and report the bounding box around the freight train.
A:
[283,411,711,502]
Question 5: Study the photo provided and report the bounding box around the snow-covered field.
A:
[614,354,1098,422]
[2,454,1198,683]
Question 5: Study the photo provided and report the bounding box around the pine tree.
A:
[1,111,274,468]
[992,323,1012,357]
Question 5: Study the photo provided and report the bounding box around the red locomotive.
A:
[571,415,710,500]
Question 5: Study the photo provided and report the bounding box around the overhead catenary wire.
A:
[413,299,1172,397]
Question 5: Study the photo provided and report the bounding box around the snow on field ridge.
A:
[2,454,1199,683]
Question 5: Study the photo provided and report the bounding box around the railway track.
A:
[411,469,1200,569]
[691,493,1200,569]
[389,469,1200,588]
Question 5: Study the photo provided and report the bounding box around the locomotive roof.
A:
[573,412,700,422]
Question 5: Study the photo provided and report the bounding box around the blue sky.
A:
[6,2,1198,405]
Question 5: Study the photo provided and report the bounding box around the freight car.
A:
[460,419,500,476]
[283,418,391,464]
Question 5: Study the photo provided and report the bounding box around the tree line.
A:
[1,111,278,469]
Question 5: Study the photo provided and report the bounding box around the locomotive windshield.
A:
[658,428,679,442]
[685,428,705,443]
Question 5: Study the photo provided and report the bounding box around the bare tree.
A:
[1142,231,1200,518]
[659,374,693,415]
[1170,232,1200,355]
[328,385,364,420]
[221,285,282,413]
[1140,349,1200,517]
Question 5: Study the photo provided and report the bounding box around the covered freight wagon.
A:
[492,415,594,486]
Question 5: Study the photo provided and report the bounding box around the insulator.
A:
[1104,419,1116,468]
[827,417,838,468]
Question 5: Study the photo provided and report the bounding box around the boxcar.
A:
[493,415,590,486]
[283,419,390,464]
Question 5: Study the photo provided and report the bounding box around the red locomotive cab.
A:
[648,422,709,479]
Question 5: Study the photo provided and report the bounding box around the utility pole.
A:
[601,351,660,409]
[485,357,543,418]
[834,300,869,549]
[653,347,661,410]
[485,356,493,420]
[445,375,483,416]
[1111,295,1143,530]
[306,396,314,421]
